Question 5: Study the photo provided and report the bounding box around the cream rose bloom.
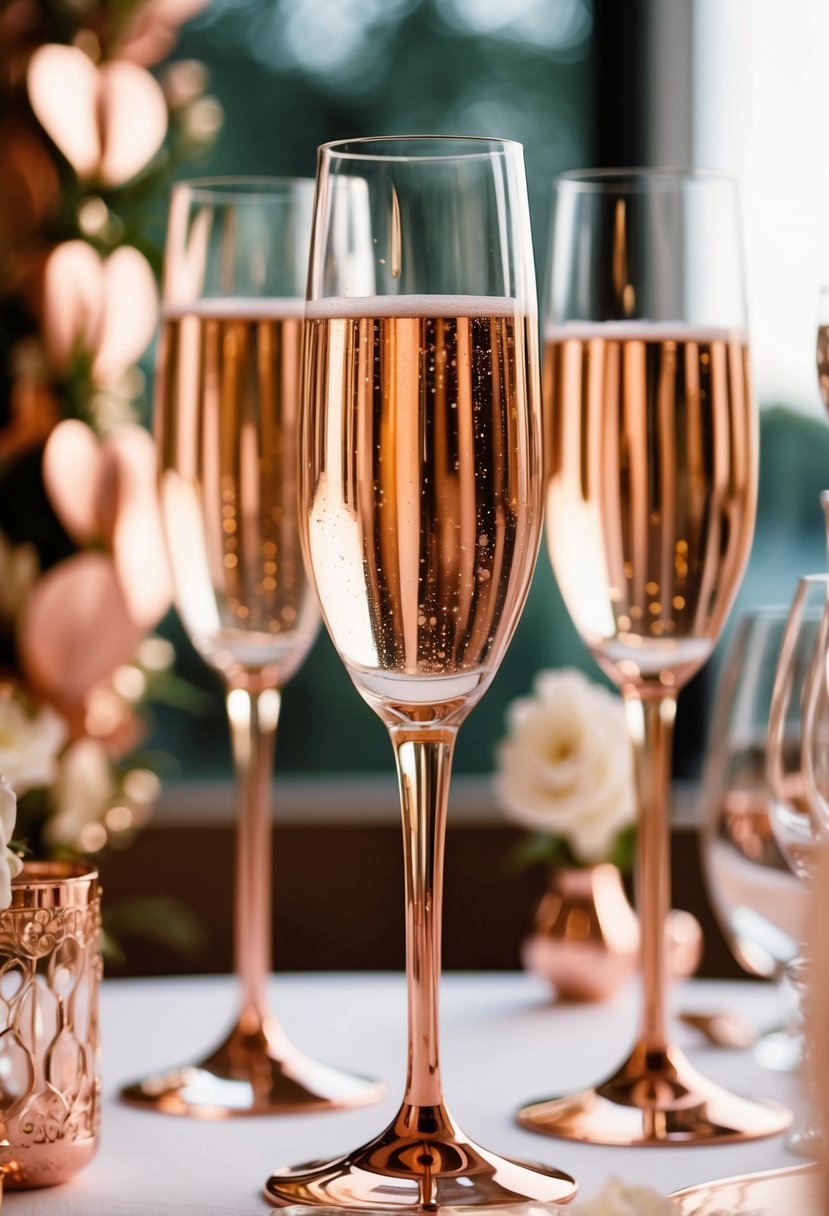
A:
[494,668,635,865]
[572,1178,672,1216]
[0,775,23,909]
[0,693,67,794]
[45,739,115,850]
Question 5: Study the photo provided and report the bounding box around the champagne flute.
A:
[768,573,829,1154]
[122,177,383,1118]
[700,609,808,981]
[699,608,808,1071]
[517,168,790,1145]
[265,136,577,1209]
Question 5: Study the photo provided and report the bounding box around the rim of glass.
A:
[320,135,520,162]
[173,175,315,203]
[556,166,737,192]
[12,860,99,886]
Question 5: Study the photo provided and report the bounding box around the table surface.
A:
[3,973,804,1214]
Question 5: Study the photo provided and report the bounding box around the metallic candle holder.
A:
[0,861,101,1189]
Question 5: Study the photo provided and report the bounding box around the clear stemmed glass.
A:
[517,168,791,1145]
[265,136,577,1209]
[699,608,809,1070]
[122,178,383,1118]
[773,573,829,1156]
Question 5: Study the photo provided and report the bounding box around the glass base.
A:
[121,1015,384,1118]
[516,1041,791,1147]
[787,1122,822,1158]
[264,1103,577,1209]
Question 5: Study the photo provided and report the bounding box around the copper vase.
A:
[522,863,640,1001]
[0,861,101,1189]
[522,863,703,1002]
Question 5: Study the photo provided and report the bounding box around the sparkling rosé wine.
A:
[544,322,756,687]
[155,300,319,681]
[302,295,541,717]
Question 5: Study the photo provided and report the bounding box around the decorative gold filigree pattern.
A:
[0,864,100,1188]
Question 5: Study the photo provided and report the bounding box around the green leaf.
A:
[103,896,207,962]
[510,826,638,875]
[510,832,578,872]
[607,825,637,874]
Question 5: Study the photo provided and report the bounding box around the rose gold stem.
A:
[390,726,457,1112]
[226,680,281,1027]
[623,689,676,1053]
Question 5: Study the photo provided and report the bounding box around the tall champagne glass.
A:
[769,573,829,1155]
[265,137,577,1208]
[699,607,808,1073]
[517,169,790,1145]
[122,178,383,1118]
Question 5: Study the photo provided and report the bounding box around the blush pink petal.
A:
[19,553,146,712]
[27,45,100,179]
[106,427,172,629]
[98,61,168,188]
[42,419,104,546]
[41,241,104,374]
[92,246,158,384]
[115,0,207,65]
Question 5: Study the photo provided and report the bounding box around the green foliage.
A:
[102,895,208,967]
[511,824,636,874]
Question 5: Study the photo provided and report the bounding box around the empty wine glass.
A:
[122,178,383,1118]
[517,168,790,1145]
[768,572,829,1154]
[265,136,577,1209]
[699,607,809,1070]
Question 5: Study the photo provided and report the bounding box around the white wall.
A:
[693,0,829,413]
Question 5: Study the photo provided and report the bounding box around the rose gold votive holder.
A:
[0,861,101,1189]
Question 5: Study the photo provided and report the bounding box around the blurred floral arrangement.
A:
[571,1179,672,1216]
[0,0,221,861]
[495,668,637,871]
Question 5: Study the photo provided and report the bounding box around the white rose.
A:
[494,668,635,865]
[0,775,23,910]
[45,739,114,850]
[572,1178,672,1216]
[0,694,67,794]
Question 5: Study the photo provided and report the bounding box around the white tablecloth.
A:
[4,973,802,1214]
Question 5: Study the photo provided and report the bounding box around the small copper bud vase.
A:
[522,863,703,1002]
[522,864,640,1001]
[0,861,101,1189]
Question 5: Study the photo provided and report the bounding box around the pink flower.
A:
[113,0,208,67]
[41,241,157,387]
[27,45,167,187]
[18,421,171,717]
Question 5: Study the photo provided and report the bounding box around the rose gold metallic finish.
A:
[670,1163,821,1214]
[121,681,383,1118]
[522,865,702,1003]
[266,1103,577,1209]
[0,862,101,1189]
[266,730,577,1207]
[522,864,639,1001]
[517,692,791,1146]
